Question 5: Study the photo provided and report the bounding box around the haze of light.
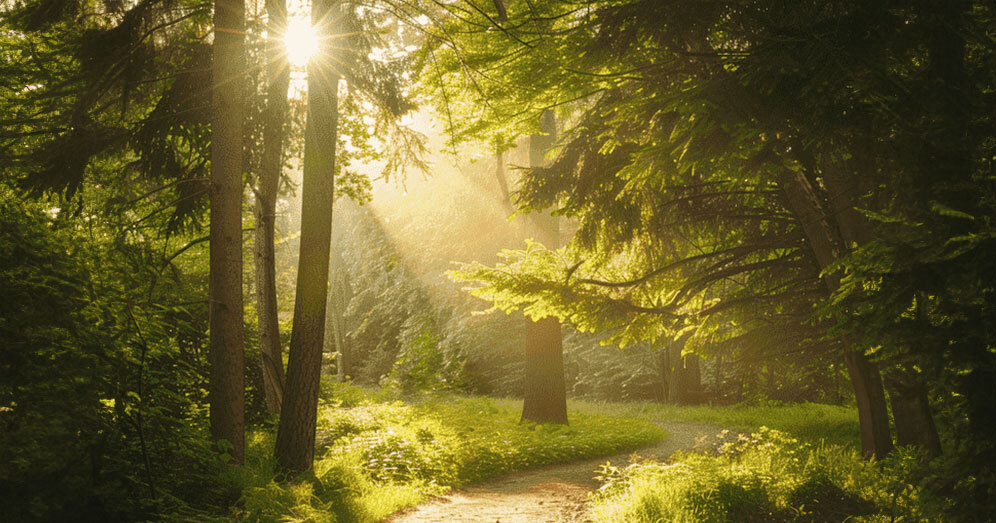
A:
[285,16,318,68]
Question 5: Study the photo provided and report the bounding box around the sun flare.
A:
[284,17,319,67]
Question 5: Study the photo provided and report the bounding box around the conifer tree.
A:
[275,0,340,473]
[254,0,291,415]
[209,0,247,464]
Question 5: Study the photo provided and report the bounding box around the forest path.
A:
[384,421,727,523]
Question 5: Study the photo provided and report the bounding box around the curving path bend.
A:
[384,421,727,523]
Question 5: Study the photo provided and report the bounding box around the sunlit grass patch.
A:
[587,428,942,523]
[572,399,860,448]
[233,382,667,522]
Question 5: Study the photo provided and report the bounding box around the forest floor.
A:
[385,421,727,523]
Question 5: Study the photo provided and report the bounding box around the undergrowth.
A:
[588,427,945,522]
[226,381,666,522]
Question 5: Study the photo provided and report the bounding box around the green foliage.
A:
[235,382,666,522]
[427,5,996,514]
[588,428,943,522]
[0,186,227,521]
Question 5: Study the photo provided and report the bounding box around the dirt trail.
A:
[385,421,726,523]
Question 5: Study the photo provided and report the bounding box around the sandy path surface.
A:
[384,421,726,523]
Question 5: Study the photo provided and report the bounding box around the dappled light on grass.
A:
[234,382,666,522]
[589,428,939,522]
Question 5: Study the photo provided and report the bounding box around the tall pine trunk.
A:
[520,110,568,425]
[274,0,340,473]
[209,0,247,464]
[254,0,291,415]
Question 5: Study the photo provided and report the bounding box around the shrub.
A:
[588,428,946,522]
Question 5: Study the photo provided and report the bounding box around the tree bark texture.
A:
[521,110,568,425]
[254,0,291,415]
[778,168,893,458]
[275,0,339,473]
[209,0,247,465]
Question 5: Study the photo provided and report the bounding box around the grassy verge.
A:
[587,428,943,522]
[572,400,861,448]
[571,401,949,522]
[229,382,667,522]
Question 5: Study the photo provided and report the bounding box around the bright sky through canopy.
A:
[285,16,318,68]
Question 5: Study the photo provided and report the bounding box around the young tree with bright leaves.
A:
[520,110,568,424]
[209,0,248,464]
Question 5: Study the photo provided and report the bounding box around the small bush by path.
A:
[229,382,666,522]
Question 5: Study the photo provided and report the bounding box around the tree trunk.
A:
[714,354,723,400]
[323,241,350,382]
[657,342,670,403]
[494,146,513,216]
[209,0,247,465]
[254,0,290,415]
[683,26,895,456]
[521,110,568,425]
[680,353,702,405]
[821,156,944,457]
[274,0,340,473]
[885,370,942,458]
[778,168,893,458]
[661,334,700,405]
[841,350,893,457]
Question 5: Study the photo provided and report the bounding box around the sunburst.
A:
[284,16,319,67]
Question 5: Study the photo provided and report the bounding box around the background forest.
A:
[1,0,995,521]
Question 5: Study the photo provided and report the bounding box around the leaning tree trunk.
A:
[867,0,972,459]
[521,110,568,425]
[680,27,893,458]
[821,152,942,457]
[254,0,291,415]
[209,0,247,465]
[778,168,893,458]
[274,0,340,473]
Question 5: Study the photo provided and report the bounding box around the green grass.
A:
[571,400,861,448]
[587,428,943,522]
[220,382,871,522]
[228,381,667,522]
